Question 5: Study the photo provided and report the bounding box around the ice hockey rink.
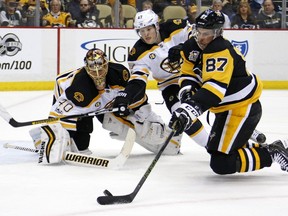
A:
[0,89,288,216]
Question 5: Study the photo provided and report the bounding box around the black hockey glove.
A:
[178,85,193,103]
[113,91,131,117]
[169,103,199,136]
[168,43,183,63]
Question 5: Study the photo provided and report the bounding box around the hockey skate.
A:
[267,139,288,171]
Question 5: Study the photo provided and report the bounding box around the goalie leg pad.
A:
[134,122,182,155]
[30,123,71,164]
[29,126,42,150]
[129,104,182,155]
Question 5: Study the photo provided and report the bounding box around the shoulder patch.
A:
[172,19,183,25]
[123,69,129,81]
[74,92,84,102]
[188,50,200,62]
[129,47,136,56]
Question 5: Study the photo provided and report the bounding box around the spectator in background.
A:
[66,0,81,21]
[153,0,169,19]
[249,0,263,17]
[186,3,197,24]
[75,0,101,27]
[21,0,48,26]
[222,0,238,19]
[256,0,282,28]
[231,0,259,29]
[211,0,231,28]
[42,0,76,27]
[142,0,153,11]
[121,0,136,7]
[0,0,24,26]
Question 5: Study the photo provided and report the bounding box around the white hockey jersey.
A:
[128,19,192,91]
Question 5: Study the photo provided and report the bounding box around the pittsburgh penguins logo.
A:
[0,33,22,56]
[188,50,200,62]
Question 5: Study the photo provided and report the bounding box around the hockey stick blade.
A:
[0,103,118,127]
[97,130,175,205]
[97,193,134,205]
[3,128,135,169]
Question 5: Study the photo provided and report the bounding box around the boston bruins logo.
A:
[161,57,183,74]
[74,92,84,102]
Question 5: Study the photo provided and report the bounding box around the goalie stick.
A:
[0,103,118,127]
[3,128,136,169]
[96,129,176,205]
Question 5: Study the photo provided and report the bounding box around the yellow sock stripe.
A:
[251,148,261,170]
[238,149,247,172]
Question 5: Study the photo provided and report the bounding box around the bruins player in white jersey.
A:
[29,48,181,164]
[112,9,209,149]
[169,9,288,174]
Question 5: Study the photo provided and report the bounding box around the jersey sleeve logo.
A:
[188,50,200,62]
[123,69,130,81]
[74,92,84,102]
[173,19,182,25]
[129,47,136,56]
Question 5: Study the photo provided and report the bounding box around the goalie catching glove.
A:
[169,102,202,136]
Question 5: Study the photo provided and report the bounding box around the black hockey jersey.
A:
[180,36,263,113]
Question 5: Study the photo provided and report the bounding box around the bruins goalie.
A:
[29,48,182,164]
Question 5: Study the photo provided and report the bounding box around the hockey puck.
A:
[257,133,266,144]
[103,189,113,196]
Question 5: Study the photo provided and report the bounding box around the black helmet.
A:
[195,9,224,29]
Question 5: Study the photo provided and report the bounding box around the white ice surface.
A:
[0,90,288,216]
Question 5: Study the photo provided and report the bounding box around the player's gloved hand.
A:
[113,91,130,117]
[168,43,183,63]
[169,103,199,136]
[178,85,193,103]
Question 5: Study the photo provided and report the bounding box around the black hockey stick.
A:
[0,103,118,127]
[97,129,176,205]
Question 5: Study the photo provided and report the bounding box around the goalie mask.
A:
[84,48,109,90]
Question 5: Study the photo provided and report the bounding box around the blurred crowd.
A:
[0,0,286,28]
